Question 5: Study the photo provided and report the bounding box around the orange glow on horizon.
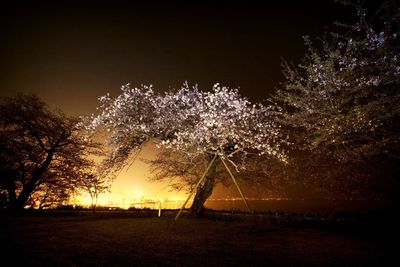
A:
[72,141,188,209]
[71,141,275,209]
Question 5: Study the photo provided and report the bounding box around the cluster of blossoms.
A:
[88,83,288,171]
[274,5,400,163]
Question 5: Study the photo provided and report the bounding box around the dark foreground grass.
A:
[0,213,398,267]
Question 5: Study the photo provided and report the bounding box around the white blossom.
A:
[87,83,288,171]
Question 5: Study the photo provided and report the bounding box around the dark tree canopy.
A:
[273,1,400,198]
[0,94,100,209]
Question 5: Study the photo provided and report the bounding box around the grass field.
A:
[0,212,398,266]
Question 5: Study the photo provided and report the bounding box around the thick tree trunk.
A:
[0,169,18,209]
[6,179,17,204]
[189,154,219,217]
[8,150,54,210]
[9,181,36,210]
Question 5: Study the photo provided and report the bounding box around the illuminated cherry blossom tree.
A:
[273,2,400,196]
[89,83,288,216]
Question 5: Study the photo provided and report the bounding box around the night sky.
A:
[0,0,358,116]
[0,0,373,203]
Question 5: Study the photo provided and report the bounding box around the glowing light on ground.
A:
[73,180,189,209]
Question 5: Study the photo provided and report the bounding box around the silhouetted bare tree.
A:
[0,94,100,210]
[80,171,111,213]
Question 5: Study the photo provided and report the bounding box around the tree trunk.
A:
[9,181,36,210]
[0,169,18,209]
[9,150,54,210]
[6,180,17,205]
[91,194,98,216]
[189,154,219,217]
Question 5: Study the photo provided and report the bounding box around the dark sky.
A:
[1,0,362,116]
[0,0,384,201]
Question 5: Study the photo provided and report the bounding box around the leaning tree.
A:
[88,83,288,217]
[146,147,288,206]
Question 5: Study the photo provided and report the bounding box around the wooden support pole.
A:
[172,154,218,225]
[221,158,252,213]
